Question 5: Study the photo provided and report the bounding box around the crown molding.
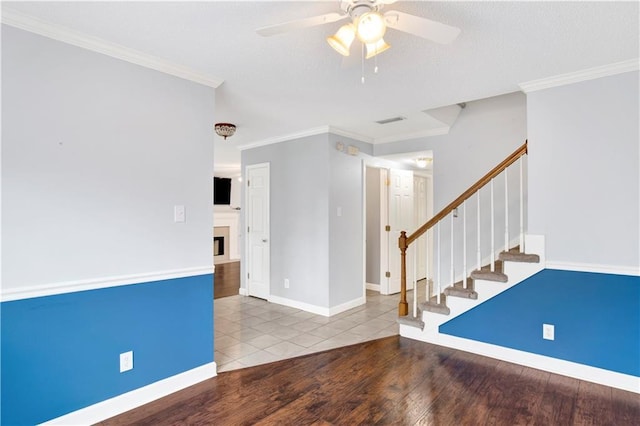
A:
[237,126,332,151]
[373,126,450,144]
[1,8,224,88]
[237,125,376,151]
[327,126,374,144]
[519,59,639,93]
[236,124,452,151]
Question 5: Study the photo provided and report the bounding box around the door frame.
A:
[244,162,270,299]
[363,162,417,296]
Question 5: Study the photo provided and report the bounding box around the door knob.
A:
[262,239,268,242]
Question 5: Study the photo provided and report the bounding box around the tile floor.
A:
[214,290,402,372]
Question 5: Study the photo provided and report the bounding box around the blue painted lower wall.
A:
[1,274,214,425]
[439,269,639,377]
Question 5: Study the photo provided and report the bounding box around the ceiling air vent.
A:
[375,116,406,125]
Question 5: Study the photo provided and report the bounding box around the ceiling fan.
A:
[256,0,461,59]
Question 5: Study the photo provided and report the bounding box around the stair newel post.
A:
[505,169,509,253]
[519,155,525,253]
[490,178,495,272]
[398,231,408,316]
[463,200,467,289]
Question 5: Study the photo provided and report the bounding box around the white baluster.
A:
[413,243,417,317]
[463,200,467,289]
[425,229,430,302]
[490,179,495,271]
[505,169,509,253]
[520,156,525,253]
[436,222,441,305]
[476,191,481,271]
[450,212,454,288]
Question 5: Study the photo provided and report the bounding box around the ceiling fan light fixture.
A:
[356,11,386,44]
[327,23,356,56]
[365,38,391,59]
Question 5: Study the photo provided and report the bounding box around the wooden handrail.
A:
[398,140,528,316]
[406,141,527,246]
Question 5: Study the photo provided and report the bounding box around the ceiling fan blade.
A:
[384,11,461,44]
[256,12,348,37]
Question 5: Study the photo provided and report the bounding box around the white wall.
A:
[366,167,381,285]
[328,135,371,306]
[241,134,331,307]
[1,26,215,291]
[527,71,639,270]
[374,92,527,212]
[374,92,528,281]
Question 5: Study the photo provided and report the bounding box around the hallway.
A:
[214,290,399,372]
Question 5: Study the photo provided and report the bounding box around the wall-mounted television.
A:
[213,177,232,205]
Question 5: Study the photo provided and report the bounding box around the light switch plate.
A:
[174,205,185,223]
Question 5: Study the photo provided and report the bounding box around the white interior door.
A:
[414,176,428,280]
[386,168,414,295]
[245,163,270,299]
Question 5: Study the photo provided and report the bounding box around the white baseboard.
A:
[268,294,365,317]
[546,261,639,276]
[2,266,214,302]
[328,296,366,316]
[366,283,380,292]
[238,287,248,296]
[400,327,639,394]
[41,362,217,425]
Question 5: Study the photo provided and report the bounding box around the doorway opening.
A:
[364,163,433,298]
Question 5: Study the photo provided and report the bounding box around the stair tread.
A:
[397,315,425,330]
[420,296,450,315]
[449,277,475,290]
[499,251,540,263]
[444,285,478,300]
[470,269,508,283]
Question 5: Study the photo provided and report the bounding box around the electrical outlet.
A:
[543,324,555,341]
[120,351,134,373]
[284,278,290,289]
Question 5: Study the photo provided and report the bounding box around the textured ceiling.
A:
[4,1,639,168]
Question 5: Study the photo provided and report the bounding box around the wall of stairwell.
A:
[374,92,528,286]
[436,70,640,388]
[527,71,639,273]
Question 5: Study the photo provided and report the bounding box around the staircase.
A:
[396,141,544,338]
[399,235,544,346]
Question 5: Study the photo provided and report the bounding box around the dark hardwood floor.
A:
[214,261,240,299]
[99,336,639,425]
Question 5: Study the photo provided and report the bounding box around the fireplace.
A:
[213,226,230,264]
[213,236,224,256]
